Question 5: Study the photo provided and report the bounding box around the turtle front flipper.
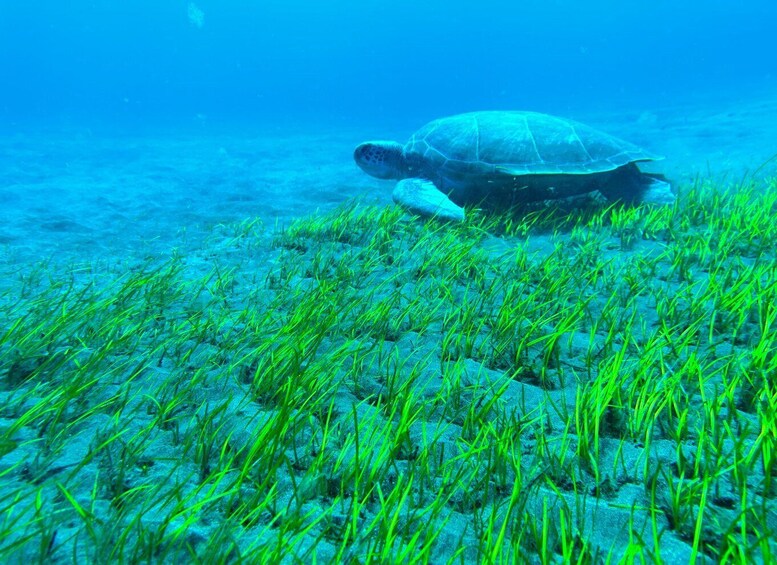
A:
[392,179,465,222]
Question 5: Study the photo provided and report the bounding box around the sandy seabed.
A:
[1,90,776,267]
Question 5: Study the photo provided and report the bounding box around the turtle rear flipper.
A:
[392,179,466,221]
[637,175,675,205]
[598,165,675,205]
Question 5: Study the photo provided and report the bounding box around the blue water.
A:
[1,1,775,129]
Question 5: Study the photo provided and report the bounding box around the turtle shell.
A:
[404,111,660,178]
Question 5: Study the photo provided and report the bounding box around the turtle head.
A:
[354,141,408,180]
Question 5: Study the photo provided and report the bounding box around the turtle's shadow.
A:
[465,190,615,234]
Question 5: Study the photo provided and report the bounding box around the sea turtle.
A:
[354,111,674,221]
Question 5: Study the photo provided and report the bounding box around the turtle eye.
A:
[355,144,378,163]
[355,145,369,162]
[368,149,383,165]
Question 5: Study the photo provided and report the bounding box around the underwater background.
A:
[1,0,777,263]
[2,0,777,261]
[2,1,777,563]
[0,0,777,125]
[3,0,777,127]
